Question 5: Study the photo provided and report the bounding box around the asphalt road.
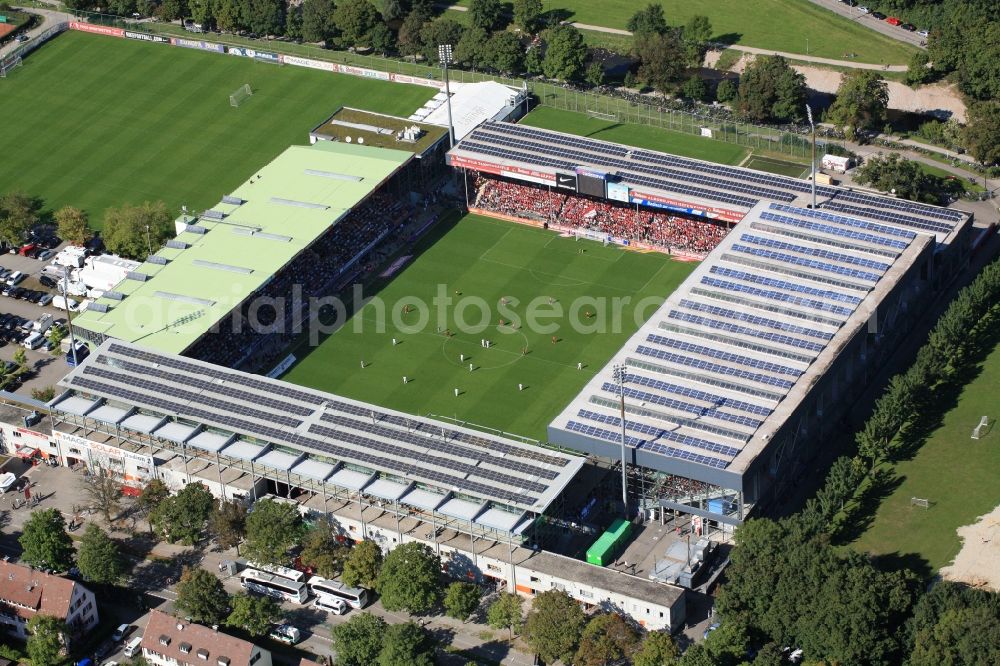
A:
[806,0,928,49]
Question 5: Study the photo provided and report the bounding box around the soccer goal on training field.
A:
[230,83,253,107]
[971,415,990,440]
[0,55,22,79]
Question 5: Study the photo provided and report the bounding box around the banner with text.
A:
[280,54,335,71]
[69,22,124,37]
[124,30,169,43]
[171,37,225,53]
[629,190,743,223]
[227,46,280,63]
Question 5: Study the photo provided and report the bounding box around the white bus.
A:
[245,561,306,583]
[240,569,309,604]
[307,576,369,609]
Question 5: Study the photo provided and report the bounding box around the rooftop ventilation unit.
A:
[87,302,109,313]
[104,291,124,301]
[185,224,207,234]
[125,272,149,282]
[201,209,225,220]
[221,195,244,205]
[147,255,168,265]
[165,239,188,250]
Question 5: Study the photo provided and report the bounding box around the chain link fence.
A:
[65,10,841,160]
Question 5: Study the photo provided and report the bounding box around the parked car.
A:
[18,244,36,257]
[268,625,301,645]
[5,271,25,286]
[886,16,901,26]
[39,274,57,289]
[37,249,55,261]
[857,6,870,13]
[901,23,916,31]
[38,294,53,307]
[112,624,131,642]
[871,11,887,19]
[918,29,929,37]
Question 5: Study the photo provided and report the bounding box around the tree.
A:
[300,517,350,578]
[827,69,889,136]
[636,31,686,94]
[512,0,542,33]
[487,593,523,640]
[215,0,242,32]
[208,498,248,552]
[963,101,1000,167]
[853,152,940,203]
[0,191,40,246]
[682,15,712,65]
[485,31,524,74]
[331,612,387,666]
[716,77,738,103]
[243,497,304,566]
[626,3,667,37]
[455,26,489,69]
[54,206,90,245]
[585,61,605,87]
[103,201,173,260]
[301,0,335,43]
[375,541,441,614]
[137,478,170,524]
[524,42,544,74]
[419,18,463,64]
[907,582,1000,666]
[246,0,284,35]
[381,0,407,22]
[80,465,122,524]
[31,386,56,402]
[226,592,282,637]
[378,621,434,666]
[342,539,383,589]
[397,10,426,57]
[468,0,503,32]
[12,347,27,375]
[737,55,806,123]
[523,590,586,664]
[47,322,66,355]
[682,75,708,101]
[542,24,587,81]
[76,524,126,585]
[333,0,381,46]
[26,615,66,666]
[633,630,679,666]
[19,508,74,572]
[368,21,394,54]
[175,567,231,626]
[574,613,640,666]
[150,481,215,544]
[905,51,933,86]
[443,582,482,621]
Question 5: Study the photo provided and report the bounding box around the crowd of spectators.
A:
[186,193,412,370]
[472,174,729,254]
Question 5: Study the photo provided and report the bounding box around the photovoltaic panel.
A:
[823,201,953,235]
[769,203,917,239]
[599,382,763,429]
[617,372,771,416]
[730,244,881,283]
[738,234,891,272]
[836,190,962,223]
[577,409,741,458]
[646,333,802,376]
[667,310,825,353]
[565,420,730,469]
[758,211,909,251]
[700,276,855,317]
[709,266,862,305]
[635,345,796,389]
[677,299,833,340]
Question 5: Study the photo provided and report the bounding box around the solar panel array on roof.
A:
[58,341,582,513]
[550,200,917,474]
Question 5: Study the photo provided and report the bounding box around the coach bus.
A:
[246,561,307,583]
[240,569,309,604]
[306,576,369,609]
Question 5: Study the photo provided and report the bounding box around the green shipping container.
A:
[585,518,633,566]
[0,16,8,23]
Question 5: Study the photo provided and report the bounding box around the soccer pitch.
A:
[283,213,695,441]
[0,31,434,229]
[849,338,1000,572]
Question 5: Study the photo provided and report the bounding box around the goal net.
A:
[972,416,990,440]
[0,55,22,79]
[230,83,253,107]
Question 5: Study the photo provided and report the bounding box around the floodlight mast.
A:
[438,44,455,148]
[806,104,817,210]
[613,364,629,518]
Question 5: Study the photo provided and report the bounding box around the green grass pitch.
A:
[743,155,810,178]
[520,107,749,166]
[849,339,1000,572]
[283,213,695,441]
[0,31,434,229]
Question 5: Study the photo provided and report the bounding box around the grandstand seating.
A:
[471,174,729,255]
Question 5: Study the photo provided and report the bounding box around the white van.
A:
[5,271,24,286]
[0,472,17,494]
[52,295,78,312]
[314,596,348,615]
[32,314,53,334]
[123,637,142,658]
[23,332,44,350]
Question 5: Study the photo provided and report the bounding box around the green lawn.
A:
[849,340,1000,572]
[916,163,985,193]
[520,107,748,166]
[448,0,917,64]
[283,213,694,441]
[0,31,434,229]
[744,155,810,178]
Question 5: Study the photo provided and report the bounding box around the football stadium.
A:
[0,21,979,631]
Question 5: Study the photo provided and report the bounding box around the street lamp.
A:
[61,266,80,366]
[438,44,456,148]
[806,104,817,210]
[612,364,629,518]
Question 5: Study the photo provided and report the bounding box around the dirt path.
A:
[940,504,1000,591]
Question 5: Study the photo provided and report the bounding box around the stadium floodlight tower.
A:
[806,103,817,210]
[438,44,456,148]
[613,363,629,518]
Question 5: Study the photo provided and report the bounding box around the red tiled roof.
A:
[0,561,79,621]
[141,611,256,666]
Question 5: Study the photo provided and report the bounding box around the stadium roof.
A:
[448,121,969,244]
[54,340,584,518]
[72,142,413,355]
[548,200,935,489]
[310,107,448,156]
[422,81,525,141]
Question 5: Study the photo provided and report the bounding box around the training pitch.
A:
[743,155,810,178]
[283,213,695,441]
[0,31,434,228]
